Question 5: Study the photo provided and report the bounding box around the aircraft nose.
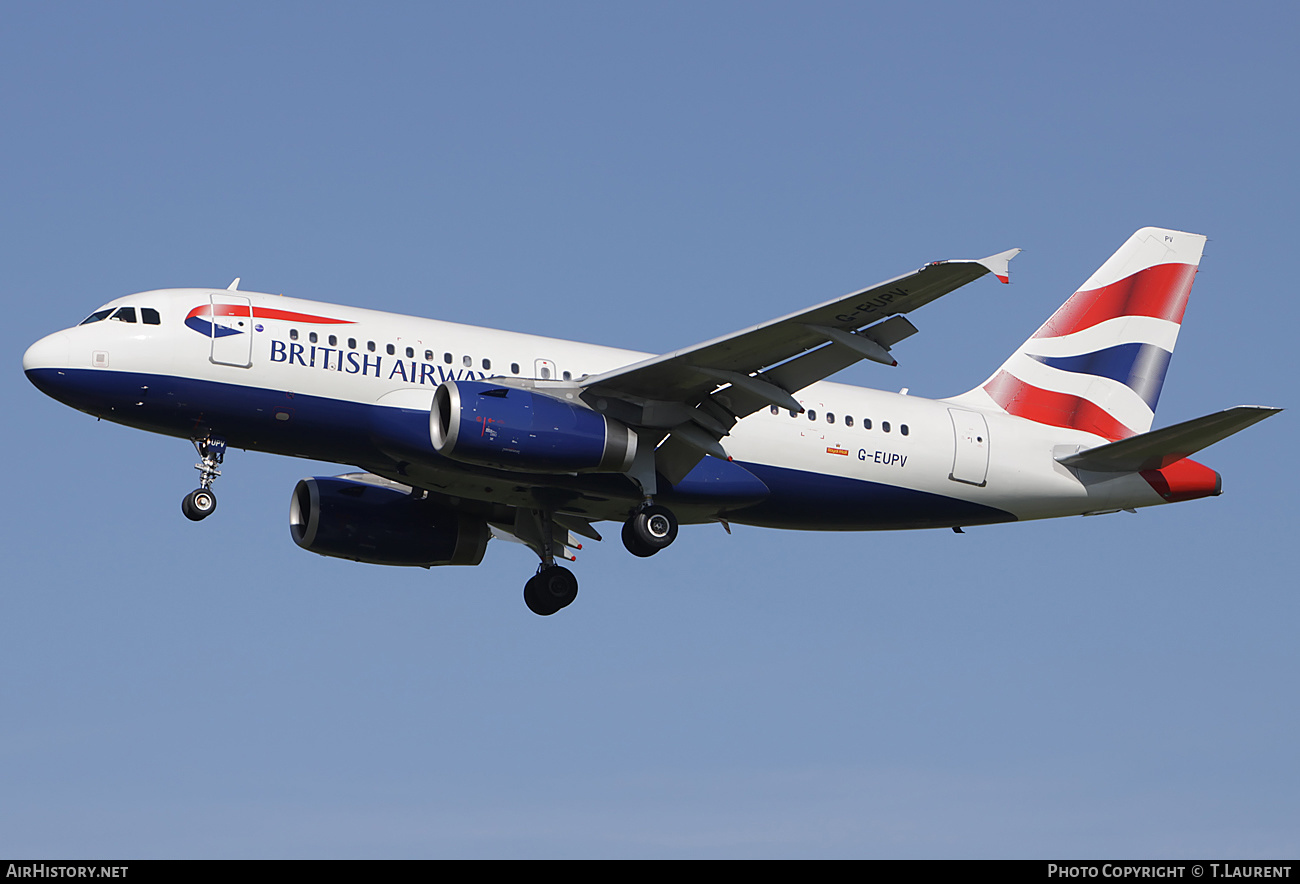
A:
[23,331,78,404]
[23,331,70,373]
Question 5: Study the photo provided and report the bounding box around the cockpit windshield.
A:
[78,306,161,326]
[79,308,114,325]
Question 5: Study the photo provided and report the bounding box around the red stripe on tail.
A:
[983,370,1136,440]
[1033,263,1197,339]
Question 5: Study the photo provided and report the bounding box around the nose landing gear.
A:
[182,436,226,522]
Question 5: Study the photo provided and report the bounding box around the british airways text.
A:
[269,340,486,383]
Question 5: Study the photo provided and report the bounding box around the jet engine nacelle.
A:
[430,380,637,473]
[290,476,489,567]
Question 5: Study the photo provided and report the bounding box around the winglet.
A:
[977,248,1020,284]
[227,278,241,291]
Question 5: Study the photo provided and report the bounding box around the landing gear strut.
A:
[621,503,678,557]
[182,436,226,522]
[519,504,582,616]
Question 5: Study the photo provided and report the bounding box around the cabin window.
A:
[845,415,854,427]
[483,358,491,370]
[789,409,798,418]
[562,370,572,381]
[425,350,434,361]
[289,329,299,341]
[826,412,835,424]
[141,308,161,325]
[110,307,137,323]
[80,309,114,325]
[443,353,452,364]
[882,421,891,433]
[770,405,779,415]
[462,355,471,367]
[406,347,414,358]
[863,418,872,430]
[309,332,318,343]
[386,343,395,355]
[901,424,909,436]
[329,335,337,346]
[367,341,376,352]
[347,338,357,350]
[807,410,817,421]
[511,363,520,374]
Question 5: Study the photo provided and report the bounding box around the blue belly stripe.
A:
[26,367,1015,530]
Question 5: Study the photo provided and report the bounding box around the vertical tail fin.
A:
[952,227,1207,440]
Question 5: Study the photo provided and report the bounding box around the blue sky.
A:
[2,2,1295,858]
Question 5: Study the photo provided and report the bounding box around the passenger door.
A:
[209,294,253,368]
[948,408,989,486]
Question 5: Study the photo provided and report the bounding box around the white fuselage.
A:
[24,287,1173,531]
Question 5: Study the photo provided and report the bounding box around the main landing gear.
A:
[518,505,583,616]
[519,501,680,616]
[181,436,226,522]
[621,503,679,558]
[524,564,579,616]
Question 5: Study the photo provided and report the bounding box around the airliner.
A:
[23,227,1279,615]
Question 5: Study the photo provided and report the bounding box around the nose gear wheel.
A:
[182,488,217,521]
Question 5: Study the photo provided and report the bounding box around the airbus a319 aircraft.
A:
[24,227,1279,615]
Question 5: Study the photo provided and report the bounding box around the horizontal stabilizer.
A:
[1057,406,1281,472]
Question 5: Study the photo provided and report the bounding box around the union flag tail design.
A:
[956,227,1206,440]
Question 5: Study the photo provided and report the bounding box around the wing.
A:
[584,249,1018,404]
[581,248,1019,483]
